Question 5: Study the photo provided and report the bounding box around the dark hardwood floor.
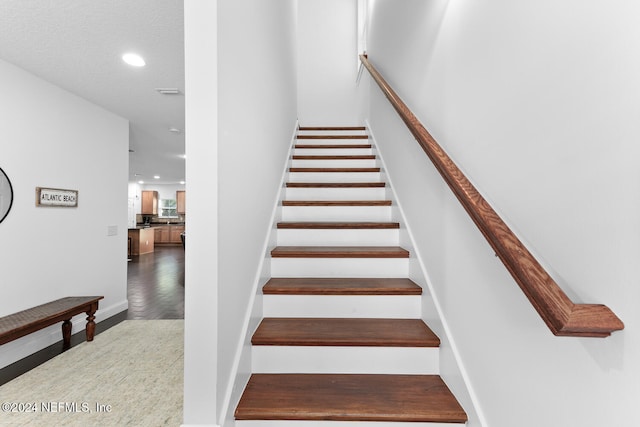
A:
[127,246,185,319]
[0,246,185,385]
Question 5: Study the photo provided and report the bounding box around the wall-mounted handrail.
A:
[360,54,624,337]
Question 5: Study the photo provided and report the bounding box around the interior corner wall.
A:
[297,0,363,126]
[365,1,640,426]
[0,58,129,369]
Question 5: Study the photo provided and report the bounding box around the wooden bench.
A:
[0,296,104,350]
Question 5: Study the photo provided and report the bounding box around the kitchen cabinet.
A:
[169,225,185,243]
[154,226,169,244]
[128,228,155,255]
[154,225,185,245]
[141,191,158,215]
[177,191,186,214]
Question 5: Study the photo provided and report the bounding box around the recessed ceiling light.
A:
[180,181,186,185]
[154,175,160,179]
[138,180,145,184]
[122,53,146,67]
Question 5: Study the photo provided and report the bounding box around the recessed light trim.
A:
[153,175,160,179]
[122,53,146,67]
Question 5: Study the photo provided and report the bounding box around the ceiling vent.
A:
[155,88,181,95]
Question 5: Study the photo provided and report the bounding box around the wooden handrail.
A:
[360,55,623,337]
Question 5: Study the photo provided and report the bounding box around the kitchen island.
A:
[128,227,155,256]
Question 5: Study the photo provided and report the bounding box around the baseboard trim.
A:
[0,310,127,386]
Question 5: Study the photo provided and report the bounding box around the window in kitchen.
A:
[159,198,178,218]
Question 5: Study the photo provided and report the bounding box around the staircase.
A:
[234,126,467,426]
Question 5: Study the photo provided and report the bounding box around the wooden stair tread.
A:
[282,200,392,206]
[277,221,399,229]
[286,182,385,188]
[293,154,375,160]
[263,277,422,295]
[297,135,369,139]
[235,373,468,423]
[289,167,380,172]
[299,126,366,131]
[295,144,372,149]
[271,246,409,258]
[252,318,439,347]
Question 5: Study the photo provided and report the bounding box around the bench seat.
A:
[0,296,104,350]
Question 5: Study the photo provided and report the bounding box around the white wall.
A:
[297,0,364,125]
[183,1,298,425]
[365,1,640,426]
[183,1,218,424]
[0,58,129,369]
[217,0,297,421]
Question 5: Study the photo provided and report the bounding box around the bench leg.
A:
[62,319,72,350]
[85,303,98,342]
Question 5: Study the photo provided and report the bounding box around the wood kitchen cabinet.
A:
[170,225,185,243]
[176,191,186,214]
[154,226,169,243]
[128,228,155,255]
[154,225,184,245]
[141,191,158,215]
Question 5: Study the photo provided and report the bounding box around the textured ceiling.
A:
[0,0,185,184]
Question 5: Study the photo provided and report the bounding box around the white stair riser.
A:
[271,258,408,278]
[294,148,372,156]
[288,172,381,183]
[281,206,392,222]
[291,159,378,168]
[296,137,368,142]
[277,228,399,246]
[252,346,438,375]
[286,187,387,201]
[263,295,421,318]
[297,130,368,136]
[237,421,464,427]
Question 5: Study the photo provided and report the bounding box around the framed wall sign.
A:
[36,187,78,207]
